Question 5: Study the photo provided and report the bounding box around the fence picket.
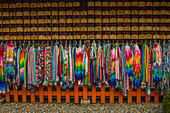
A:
[5,84,10,102]
[22,86,27,102]
[119,89,123,103]
[92,84,96,103]
[137,86,141,103]
[48,85,52,103]
[57,83,61,103]
[83,85,87,100]
[39,84,44,103]
[74,80,79,103]
[154,84,159,103]
[110,86,114,103]
[31,91,35,103]
[66,89,70,103]
[128,82,132,104]
[101,83,105,103]
[14,85,18,102]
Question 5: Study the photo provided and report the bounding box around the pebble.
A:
[0,102,163,113]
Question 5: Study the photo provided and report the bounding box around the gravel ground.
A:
[0,102,163,113]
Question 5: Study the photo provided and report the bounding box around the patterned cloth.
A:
[44,45,52,85]
[106,43,112,78]
[27,46,36,89]
[0,46,4,93]
[52,45,59,84]
[36,44,44,86]
[20,48,25,85]
[132,44,141,88]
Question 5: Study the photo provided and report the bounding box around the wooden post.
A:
[31,91,35,103]
[5,84,10,102]
[83,85,87,100]
[110,86,114,103]
[137,86,141,103]
[146,95,150,103]
[119,89,123,103]
[48,85,52,103]
[154,83,159,103]
[101,83,105,103]
[92,84,96,103]
[66,89,70,103]
[57,83,61,103]
[39,84,44,103]
[14,85,18,102]
[22,86,27,102]
[74,80,79,103]
[128,82,132,104]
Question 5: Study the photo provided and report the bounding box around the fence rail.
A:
[2,81,164,103]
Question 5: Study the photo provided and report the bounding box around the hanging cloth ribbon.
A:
[24,47,29,89]
[13,42,17,88]
[106,43,112,79]
[52,44,59,84]
[153,42,162,82]
[162,43,169,93]
[90,42,96,84]
[68,43,74,84]
[0,46,4,94]
[121,44,127,96]
[103,44,106,82]
[142,44,150,95]
[142,44,149,83]
[27,46,37,90]
[60,45,67,87]
[110,47,116,86]
[44,45,52,85]
[87,44,91,85]
[75,46,83,80]
[62,46,69,89]
[98,44,102,83]
[36,44,45,86]
[125,44,133,84]
[82,44,88,85]
[16,46,21,85]
[20,47,25,86]
[115,44,121,88]
[4,43,14,92]
[73,46,76,83]
[133,44,141,88]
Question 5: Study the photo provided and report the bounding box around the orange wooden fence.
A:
[3,81,164,103]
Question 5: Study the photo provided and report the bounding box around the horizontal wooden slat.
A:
[4,85,163,103]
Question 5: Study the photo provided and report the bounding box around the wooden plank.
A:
[101,83,105,103]
[146,95,150,103]
[154,84,159,103]
[110,86,114,103]
[39,84,44,103]
[13,85,18,102]
[22,86,27,102]
[57,83,61,103]
[31,91,35,103]
[137,86,141,103]
[128,82,132,104]
[83,85,87,100]
[66,89,70,103]
[74,80,79,103]
[48,85,52,103]
[92,84,96,103]
[119,89,123,103]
